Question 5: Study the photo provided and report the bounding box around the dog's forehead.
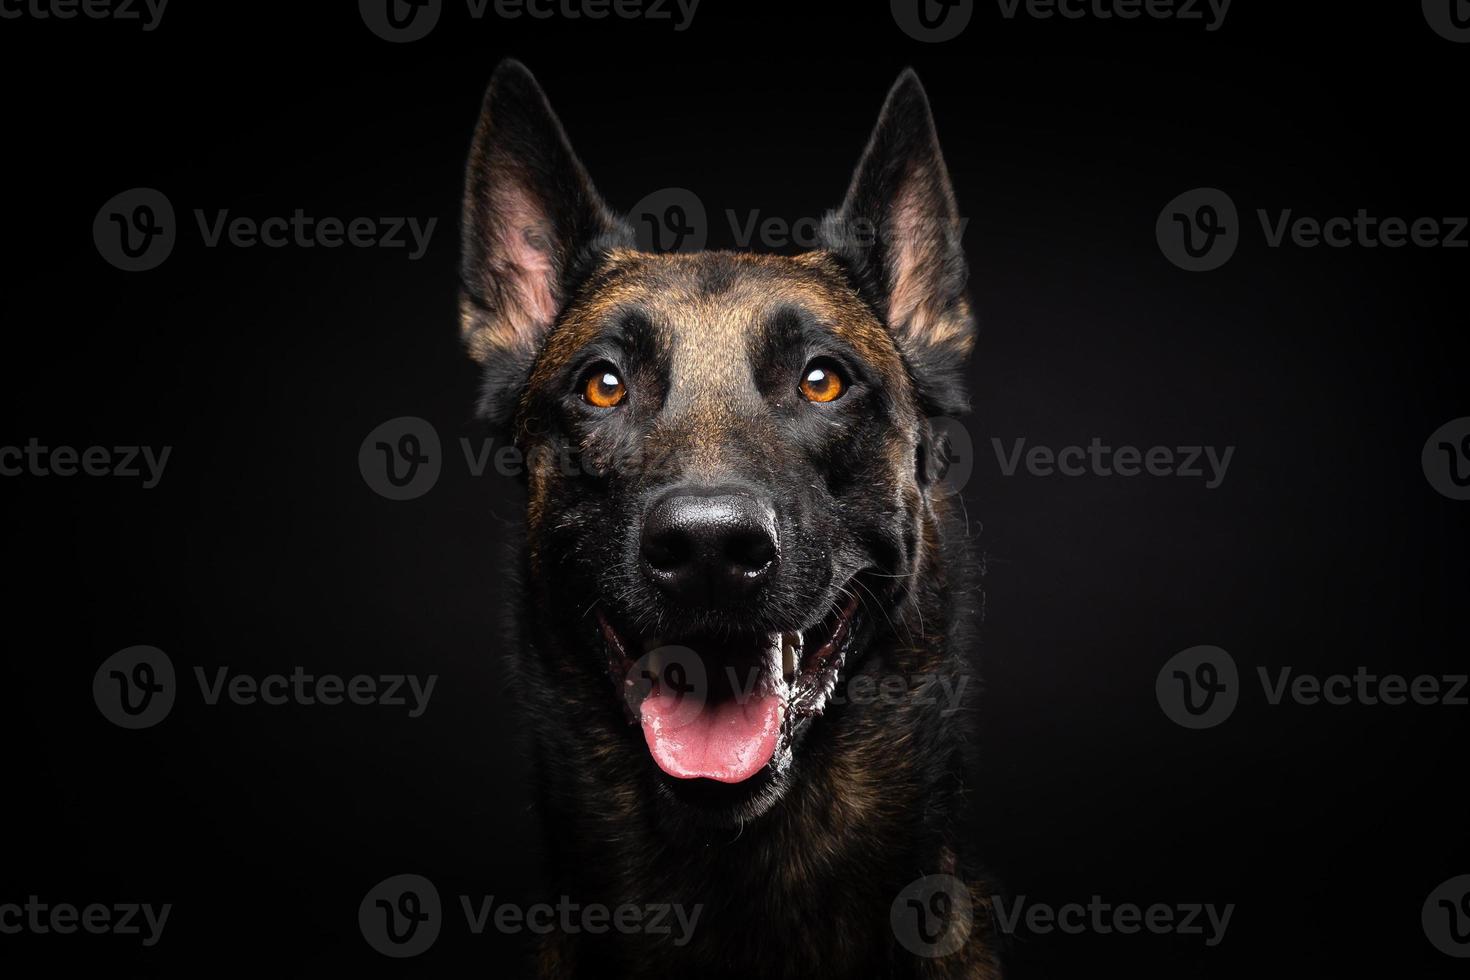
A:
[541,249,907,385]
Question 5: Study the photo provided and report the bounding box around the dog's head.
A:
[461,61,973,823]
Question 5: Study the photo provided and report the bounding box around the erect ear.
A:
[819,69,974,416]
[459,60,633,420]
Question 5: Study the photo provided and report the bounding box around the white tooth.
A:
[646,648,663,680]
[781,632,800,679]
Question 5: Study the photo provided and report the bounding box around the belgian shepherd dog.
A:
[459,60,997,979]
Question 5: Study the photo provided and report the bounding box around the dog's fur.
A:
[459,61,998,979]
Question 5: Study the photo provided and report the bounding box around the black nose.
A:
[640,490,779,605]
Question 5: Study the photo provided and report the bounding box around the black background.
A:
[2,1,1467,976]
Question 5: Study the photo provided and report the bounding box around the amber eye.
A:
[582,366,627,408]
[799,360,846,403]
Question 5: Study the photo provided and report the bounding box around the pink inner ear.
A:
[886,168,967,350]
[490,182,558,346]
[887,177,934,330]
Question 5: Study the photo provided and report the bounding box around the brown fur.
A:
[459,61,999,979]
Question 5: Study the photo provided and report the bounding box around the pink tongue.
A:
[640,687,783,784]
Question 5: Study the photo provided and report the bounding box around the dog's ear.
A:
[820,69,974,416]
[460,60,633,423]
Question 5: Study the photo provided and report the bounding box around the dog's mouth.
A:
[596,592,863,786]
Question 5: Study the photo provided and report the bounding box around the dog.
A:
[458,60,998,979]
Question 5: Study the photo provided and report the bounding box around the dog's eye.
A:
[581,365,627,408]
[799,360,846,404]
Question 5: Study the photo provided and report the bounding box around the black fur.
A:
[459,62,998,979]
